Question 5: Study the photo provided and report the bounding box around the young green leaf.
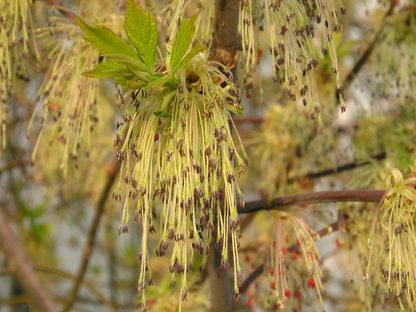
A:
[83,60,130,78]
[169,13,198,70]
[171,43,206,72]
[105,54,151,74]
[125,0,158,68]
[77,17,136,58]
[104,54,160,83]
[126,79,146,89]
[114,76,131,87]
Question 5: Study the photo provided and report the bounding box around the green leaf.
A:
[169,13,198,70]
[146,75,177,89]
[125,0,158,68]
[126,78,146,89]
[104,54,160,84]
[171,42,206,72]
[83,60,130,78]
[77,17,136,58]
[114,77,130,86]
[153,110,172,118]
[105,54,151,74]
[31,223,51,243]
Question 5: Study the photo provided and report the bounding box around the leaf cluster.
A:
[78,0,206,90]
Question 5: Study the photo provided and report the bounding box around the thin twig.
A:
[62,161,120,312]
[239,221,340,293]
[46,0,78,21]
[0,265,118,310]
[35,265,118,311]
[342,1,396,91]
[238,190,384,214]
[0,209,56,312]
[292,152,386,181]
[239,152,385,232]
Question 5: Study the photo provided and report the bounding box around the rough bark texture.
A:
[0,209,56,312]
[209,1,241,311]
[210,0,241,68]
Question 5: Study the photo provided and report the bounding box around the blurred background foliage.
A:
[0,0,416,311]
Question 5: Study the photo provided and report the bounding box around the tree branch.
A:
[208,1,241,311]
[62,161,120,312]
[239,190,384,214]
[0,209,56,312]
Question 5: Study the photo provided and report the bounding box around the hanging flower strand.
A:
[267,213,324,310]
[0,0,38,153]
[30,19,99,179]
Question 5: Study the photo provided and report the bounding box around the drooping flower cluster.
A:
[30,18,99,179]
[266,213,324,310]
[366,165,416,309]
[30,9,126,179]
[114,56,247,304]
[239,0,346,113]
[356,7,416,109]
[0,0,37,153]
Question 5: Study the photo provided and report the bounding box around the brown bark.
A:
[209,0,242,311]
[239,190,384,214]
[210,0,241,68]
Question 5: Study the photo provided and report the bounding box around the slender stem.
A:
[62,161,120,312]
[0,209,56,312]
[239,221,340,293]
[239,190,384,214]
